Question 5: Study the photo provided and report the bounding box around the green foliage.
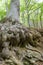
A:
[0,0,43,28]
[0,10,6,20]
[20,0,43,28]
[0,0,10,20]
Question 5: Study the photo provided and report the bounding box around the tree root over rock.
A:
[0,20,43,65]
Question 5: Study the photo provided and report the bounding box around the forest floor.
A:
[0,19,43,65]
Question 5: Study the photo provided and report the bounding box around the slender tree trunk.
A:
[22,12,25,24]
[40,12,42,28]
[32,19,35,28]
[25,0,31,27]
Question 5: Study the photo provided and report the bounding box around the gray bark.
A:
[7,0,20,22]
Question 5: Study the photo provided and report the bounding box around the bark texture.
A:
[0,20,43,65]
[7,0,20,22]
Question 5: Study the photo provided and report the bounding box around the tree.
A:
[6,0,20,22]
[20,0,43,28]
[0,0,43,65]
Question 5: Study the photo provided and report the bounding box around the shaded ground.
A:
[0,19,43,65]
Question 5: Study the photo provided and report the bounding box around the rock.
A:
[2,42,9,48]
[0,21,43,65]
[2,48,11,59]
[5,59,14,65]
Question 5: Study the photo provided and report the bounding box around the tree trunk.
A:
[7,0,20,22]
